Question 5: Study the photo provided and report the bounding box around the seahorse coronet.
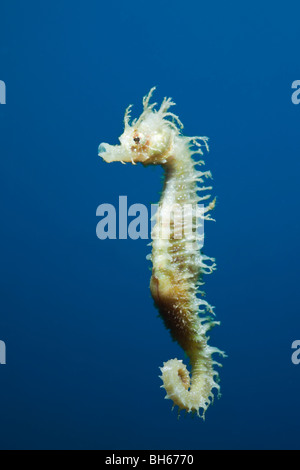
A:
[99,88,225,419]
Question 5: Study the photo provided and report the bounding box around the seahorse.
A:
[99,88,225,418]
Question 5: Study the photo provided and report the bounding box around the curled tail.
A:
[160,347,224,418]
[150,268,225,418]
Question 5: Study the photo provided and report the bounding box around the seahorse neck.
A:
[161,140,197,207]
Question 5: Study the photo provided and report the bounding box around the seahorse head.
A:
[98,88,183,166]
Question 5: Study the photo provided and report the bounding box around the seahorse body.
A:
[99,88,224,418]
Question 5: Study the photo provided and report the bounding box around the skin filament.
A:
[99,88,225,418]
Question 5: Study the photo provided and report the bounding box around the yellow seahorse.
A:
[99,88,225,418]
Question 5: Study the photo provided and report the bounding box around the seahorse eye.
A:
[133,136,140,144]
